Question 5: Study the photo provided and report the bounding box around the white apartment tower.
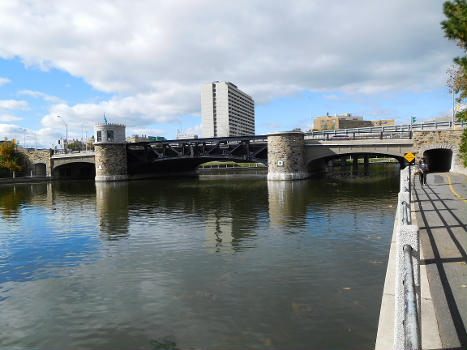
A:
[201,81,255,138]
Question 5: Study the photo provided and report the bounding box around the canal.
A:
[0,164,399,349]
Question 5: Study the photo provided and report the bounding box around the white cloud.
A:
[0,99,28,110]
[18,90,63,103]
[0,0,460,143]
[41,86,199,131]
[0,114,22,122]
[127,128,167,138]
[0,1,458,96]
[0,77,10,86]
[179,124,202,138]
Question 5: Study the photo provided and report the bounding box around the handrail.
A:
[401,201,409,225]
[403,245,420,350]
[393,166,420,350]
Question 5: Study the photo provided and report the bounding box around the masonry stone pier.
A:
[267,131,308,181]
[94,123,128,181]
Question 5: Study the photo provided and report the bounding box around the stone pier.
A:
[94,123,128,181]
[267,131,308,181]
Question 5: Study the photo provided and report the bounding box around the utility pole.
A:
[56,115,68,153]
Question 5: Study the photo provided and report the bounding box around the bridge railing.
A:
[394,166,420,350]
[305,120,466,140]
[304,130,413,141]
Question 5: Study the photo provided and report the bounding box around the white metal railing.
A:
[394,166,420,350]
[304,120,466,140]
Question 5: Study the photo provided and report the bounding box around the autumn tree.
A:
[441,0,467,102]
[0,141,23,177]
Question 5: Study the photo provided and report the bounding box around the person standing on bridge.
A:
[418,158,428,186]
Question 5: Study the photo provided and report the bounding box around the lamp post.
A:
[56,115,68,153]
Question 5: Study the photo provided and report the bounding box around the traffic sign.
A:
[404,152,415,164]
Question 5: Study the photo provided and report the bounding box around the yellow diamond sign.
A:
[404,152,415,163]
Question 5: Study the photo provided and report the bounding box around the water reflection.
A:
[0,185,32,219]
[95,181,129,239]
[0,165,400,349]
[268,180,307,228]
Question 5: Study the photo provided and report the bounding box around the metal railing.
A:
[304,120,466,140]
[401,201,410,225]
[403,244,420,350]
[394,166,420,350]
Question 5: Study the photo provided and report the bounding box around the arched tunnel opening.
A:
[53,162,96,179]
[34,163,47,177]
[423,149,452,172]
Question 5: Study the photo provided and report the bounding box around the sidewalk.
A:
[413,172,467,349]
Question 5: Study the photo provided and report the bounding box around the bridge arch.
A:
[33,162,47,177]
[53,162,96,179]
[419,143,456,172]
[305,151,405,172]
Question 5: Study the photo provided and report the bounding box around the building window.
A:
[107,130,114,142]
[97,131,102,142]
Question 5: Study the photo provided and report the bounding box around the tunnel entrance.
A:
[53,163,96,179]
[423,149,452,172]
[34,163,47,177]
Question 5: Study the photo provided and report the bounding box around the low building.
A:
[313,113,394,130]
[371,119,395,127]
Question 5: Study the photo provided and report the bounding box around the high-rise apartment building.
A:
[201,81,255,138]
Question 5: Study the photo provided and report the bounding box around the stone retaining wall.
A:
[413,130,466,174]
[23,149,53,177]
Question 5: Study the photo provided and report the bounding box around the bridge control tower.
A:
[94,123,128,181]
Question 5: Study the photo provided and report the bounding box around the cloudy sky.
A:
[0,0,462,147]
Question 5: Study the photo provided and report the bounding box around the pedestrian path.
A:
[413,172,467,349]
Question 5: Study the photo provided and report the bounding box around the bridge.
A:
[22,120,466,180]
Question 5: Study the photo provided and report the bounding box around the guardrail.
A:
[394,166,420,350]
[198,163,266,169]
[403,244,420,350]
[304,120,466,140]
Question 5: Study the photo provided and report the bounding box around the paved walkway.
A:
[413,172,467,349]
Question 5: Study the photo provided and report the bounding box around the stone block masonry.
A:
[94,123,128,181]
[23,149,53,177]
[94,144,127,181]
[413,130,466,174]
[267,132,308,180]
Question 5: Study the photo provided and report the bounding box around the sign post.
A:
[404,152,416,203]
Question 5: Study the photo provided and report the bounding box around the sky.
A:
[0,0,463,148]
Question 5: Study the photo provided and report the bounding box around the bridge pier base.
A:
[267,132,309,181]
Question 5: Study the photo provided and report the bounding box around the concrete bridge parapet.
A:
[267,132,309,181]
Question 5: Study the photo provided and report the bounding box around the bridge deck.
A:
[413,172,467,349]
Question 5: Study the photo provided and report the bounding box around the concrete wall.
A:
[304,140,413,168]
[201,83,215,138]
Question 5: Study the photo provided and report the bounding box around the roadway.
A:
[413,172,467,349]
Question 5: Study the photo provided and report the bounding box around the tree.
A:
[0,141,23,177]
[442,0,467,167]
[441,0,467,100]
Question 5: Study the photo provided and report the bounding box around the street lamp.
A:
[56,115,68,153]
